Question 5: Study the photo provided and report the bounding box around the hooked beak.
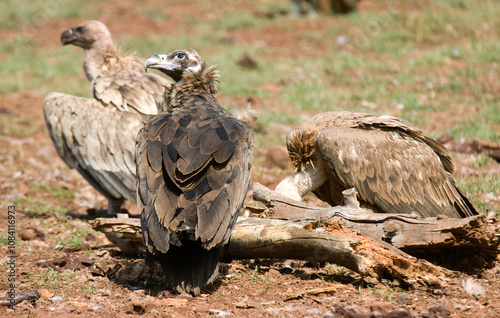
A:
[60,28,77,45]
[144,54,181,73]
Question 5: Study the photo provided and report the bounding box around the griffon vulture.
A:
[43,20,170,214]
[137,49,253,295]
[275,111,477,218]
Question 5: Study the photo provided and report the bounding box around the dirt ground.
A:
[2,1,500,317]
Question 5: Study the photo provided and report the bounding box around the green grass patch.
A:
[0,114,37,137]
[456,175,500,215]
[29,183,75,199]
[32,268,78,290]
[12,197,67,215]
[56,226,97,250]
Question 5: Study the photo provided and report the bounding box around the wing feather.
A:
[315,126,468,217]
[44,92,141,202]
[137,99,253,254]
[94,66,169,115]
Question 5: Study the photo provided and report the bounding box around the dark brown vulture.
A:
[137,49,253,295]
[43,20,170,214]
[275,111,477,218]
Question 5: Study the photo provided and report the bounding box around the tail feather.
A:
[147,240,220,295]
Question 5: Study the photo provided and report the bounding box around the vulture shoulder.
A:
[93,59,170,115]
[43,92,143,203]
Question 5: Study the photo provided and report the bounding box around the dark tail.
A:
[455,186,479,218]
[147,240,220,296]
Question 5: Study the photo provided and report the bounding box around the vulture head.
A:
[145,49,203,82]
[60,20,113,51]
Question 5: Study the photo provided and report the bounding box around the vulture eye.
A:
[177,53,186,59]
[75,27,85,34]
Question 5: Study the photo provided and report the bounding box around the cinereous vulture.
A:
[138,49,254,295]
[275,111,477,218]
[43,20,170,214]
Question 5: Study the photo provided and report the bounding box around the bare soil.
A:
[1,1,500,317]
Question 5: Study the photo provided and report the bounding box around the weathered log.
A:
[91,216,456,288]
[251,182,500,273]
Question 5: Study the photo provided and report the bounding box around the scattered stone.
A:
[19,227,45,241]
[386,307,414,318]
[424,304,450,318]
[38,288,54,299]
[370,301,392,314]
[235,300,254,308]
[267,268,282,280]
[397,294,411,305]
[19,228,36,241]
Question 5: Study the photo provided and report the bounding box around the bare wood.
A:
[92,216,456,287]
[252,183,498,250]
[92,217,145,253]
[0,290,40,307]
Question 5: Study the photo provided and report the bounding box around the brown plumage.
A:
[276,111,477,218]
[138,49,253,295]
[43,20,170,214]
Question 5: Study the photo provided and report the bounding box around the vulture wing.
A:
[284,111,476,218]
[314,126,476,218]
[137,95,253,293]
[138,96,253,251]
[43,92,143,203]
[93,65,169,115]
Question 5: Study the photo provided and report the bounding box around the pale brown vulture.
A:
[137,49,253,295]
[43,20,170,214]
[275,111,477,218]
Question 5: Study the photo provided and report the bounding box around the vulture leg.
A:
[108,198,125,216]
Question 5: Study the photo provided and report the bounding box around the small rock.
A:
[427,304,450,318]
[19,228,36,241]
[397,293,411,305]
[39,288,54,299]
[386,307,413,318]
[267,268,282,280]
[235,300,253,308]
[370,301,392,314]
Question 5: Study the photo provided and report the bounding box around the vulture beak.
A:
[145,54,181,73]
[60,28,77,45]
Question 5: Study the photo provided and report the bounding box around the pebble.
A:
[19,228,36,241]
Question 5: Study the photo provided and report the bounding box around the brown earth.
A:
[1,1,500,317]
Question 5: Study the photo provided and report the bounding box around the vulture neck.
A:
[165,63,219,112]
[82,38,118,82]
